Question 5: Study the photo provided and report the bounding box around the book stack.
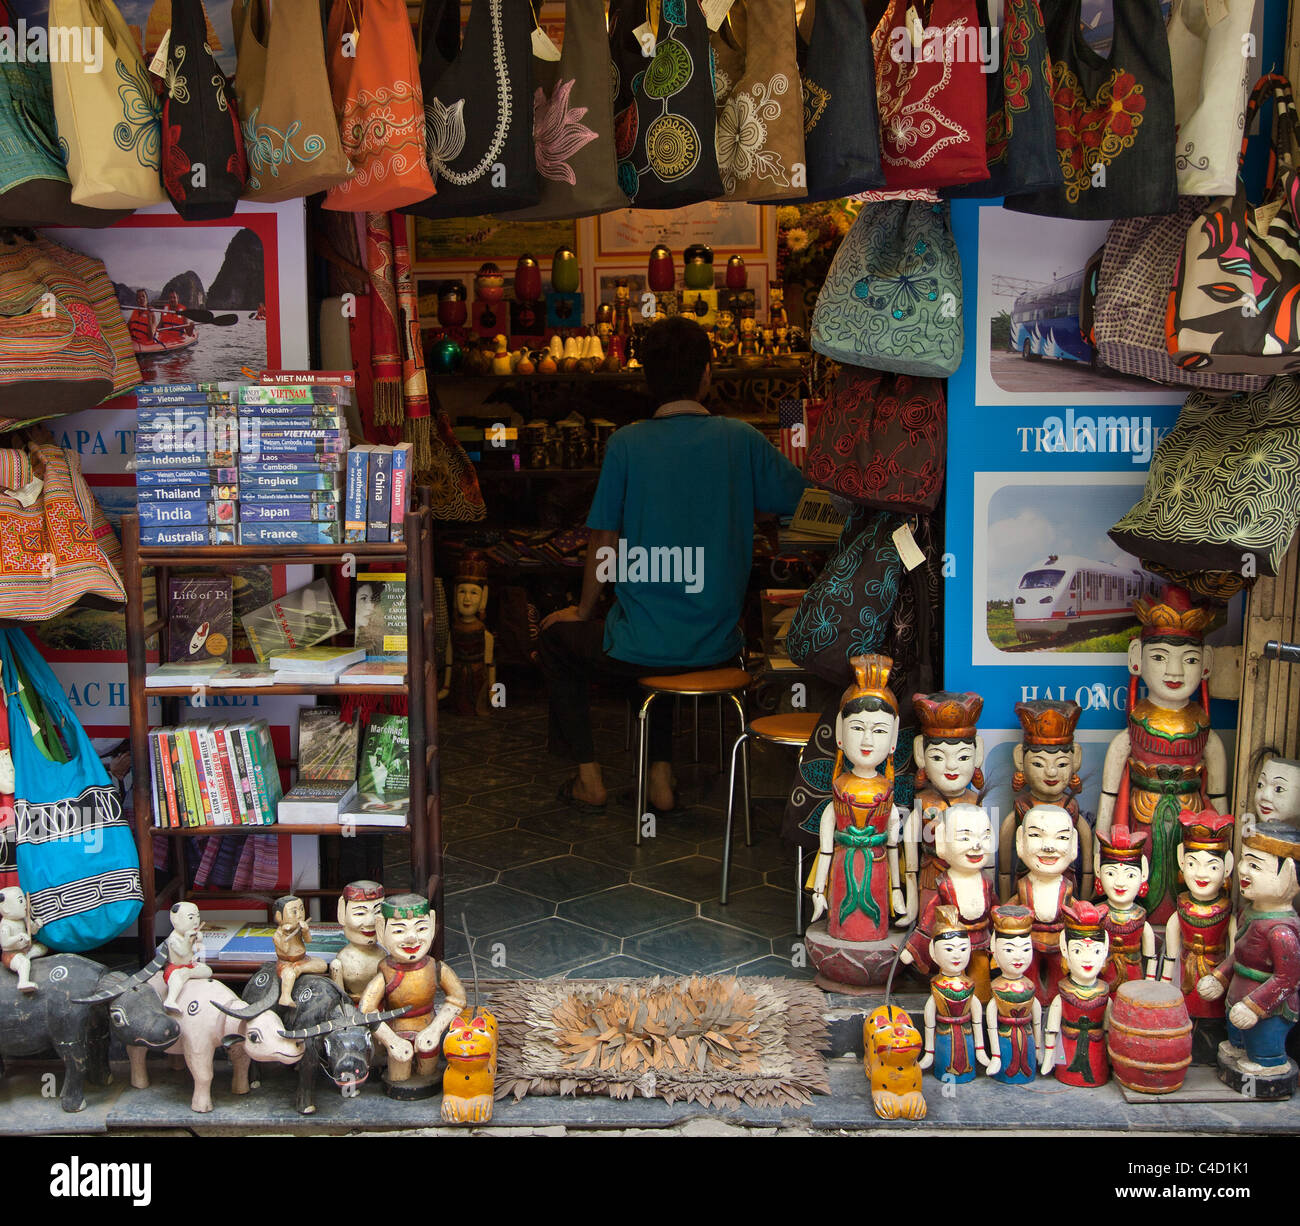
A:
[147,718,283,827]
[344,443,413,544]
[341,714,409,828]
[278,706,361,824]
[342,571,406,685]
[269,645,366,684]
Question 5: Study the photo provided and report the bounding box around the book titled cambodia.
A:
[297,706,360,783]
[168,577,233,664]
[358,715,409,799]
[354,572,407,657]
[241,578,347,662]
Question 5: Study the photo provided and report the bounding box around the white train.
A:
[1011,554,1163,639]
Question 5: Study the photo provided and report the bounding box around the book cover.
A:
[134,467,233,487]
[238,501,339,522]
[366,447,393,542]
[297,706,360,783]
[345,445,372,543]
[213,727,247,825]
[138,500,238,527]
[131,453,238,472]
[389,442,411,542]
[354,573,407,657]
[345,791,409,823]
[146,660,224,687]
[225,725,256,821]
[239,472,342,493]
[277,780,359,823]
[136,408,237,434]
[256,369,356,387]
[236,725,269,823]
[238,522,342,546]
[168,577,233,665]
[199,727,232,826]
[235,403,347,419]
[254,721,284,807]
[241,578,346,662]
[134,484,222,503]
[269,646,365,672]
[339,660,406,686]
[139,525,236,547]
[187,727,215,826]
[358,715,409,799]
[239,386,350,404]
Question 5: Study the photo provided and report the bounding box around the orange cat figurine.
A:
[441,1008,497,1124]
[864,1005,927,1120]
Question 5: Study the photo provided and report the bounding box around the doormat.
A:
[491,975,830,1109]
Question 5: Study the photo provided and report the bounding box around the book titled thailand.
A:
[358,715,409,799]
[354,573,407,657]
[297,706,361,782]
[168,577,233,663]
[240,579,347,662]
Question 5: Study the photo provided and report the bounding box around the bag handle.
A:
[1238,73,1300,189]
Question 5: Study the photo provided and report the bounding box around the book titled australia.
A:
[168,577,233,664]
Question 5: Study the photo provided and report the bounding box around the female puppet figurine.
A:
[440,551,495,716]
[917,905,986,1084]
[910,692,984,908]
[1093,828,1155,990]
[1041,901,1112,1088]
[1164,810,1235,1018]
[1014,804,1077,1004]
[1242,753,1300,867]
[985,904,1042,1085]
[1097,586,1228,924]
[810,654,911,944]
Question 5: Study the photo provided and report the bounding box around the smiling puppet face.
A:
[918,739,979,800]
[1254,758,1300,824]
[935,804,993,874]
[1016,806,1077,878]
[1130,639,1211,708]
[1060,934,1109,986]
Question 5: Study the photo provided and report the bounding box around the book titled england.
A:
[367,446,393,542]
[389,443,411,543]
[345,446,372,543]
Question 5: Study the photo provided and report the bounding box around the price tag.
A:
[148,28,170,76]
[905,5,924,50]
[700,0,736,30]
[531,25,562,61]
[10,475,42,507]
[632,20,656,56]
[892,522,925,572]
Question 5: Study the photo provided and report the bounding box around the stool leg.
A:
[634,693,656,846]
[692,695,700,763]
[624,697,632,753]
[722,730,749,905]
[728,692,752,847]
[795,848,804,934]
[716,696,724,772]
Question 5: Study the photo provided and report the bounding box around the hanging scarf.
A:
[364,212,404,442]
[390,210,431,465]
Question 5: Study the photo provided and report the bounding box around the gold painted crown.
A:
[1014,699,1081,747]
[457,550,489,583]
[1243,822,1300,862]
[913,691,983,740]
[1135,585,1214,641]
[841,653,898,713]
[991,904,1033,936]
[1062,900,1109,940]
[1096,826,1149,864]
[931,904,965,941]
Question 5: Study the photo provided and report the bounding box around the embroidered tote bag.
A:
[1095,199,1268,391]
[407,0,539,219]
[1005,0,1177,219]
[944,0,1062,198]
[609,0,723,209]
[1109,377,1300,577]
[232,0,353,201]
[871,0,989,191]
[505,0,628,221]
[810,200,963,377]
[49,0,166,209]
[710,0,805,202]
[1167,75,1300,376]
[805,365,946,514]
[159,0,247,219]
[1168,0,1260,196]
[4,628,140,952]
[323,0,434,212]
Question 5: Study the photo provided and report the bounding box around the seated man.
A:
[539,316,807,813]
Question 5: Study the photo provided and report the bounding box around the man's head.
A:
[640,316,712,407]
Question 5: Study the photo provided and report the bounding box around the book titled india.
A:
[169,577,233,664]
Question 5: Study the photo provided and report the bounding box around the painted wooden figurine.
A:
[999,699,1089,900]
[330,880,386,1005]
[900,803,997,1002]
[0,887,44,994]
[359,894,467,1097]
[1243,753,1300,867]
[917,905,986,1083]
[1164,810,1235,1019]
[910,691,984,907]
[1014,804,1077,1004]
[985,904,1042,1085]
[161,900,213,1015]
[1041,901,1112,1087]
[1097,586,1228,925]
[1093,827,1155,991]
[273,894,329,1009]
[441,922,497,1125]
[440,551,495,716]
[1198,821,1300,1097]
[864,1004,927,1119]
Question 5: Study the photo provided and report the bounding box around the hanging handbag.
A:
[1108,376,1300,577]
[323,0,435,212]
[944,0,1063,199]
[810,200,963,377]
[406,0,539,219]
[711,0,806,203]
[4,627,140,953]
[608,0,724,209]
[232,0,354,202]
[49,0,166,209]
[1094,199,1268,391]
[805,365,946,513]
[1168,0,1261,197]
[504,0,629,221]
[1006,0,1176,219]
[871,0,989,190]
[1167,75,1300,377]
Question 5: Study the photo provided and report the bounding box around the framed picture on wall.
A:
[596,202,769,257]
[410,215,580,265]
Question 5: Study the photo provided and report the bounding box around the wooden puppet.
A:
[1164,809,1235,1019]
[1041,901,1112,1088]
[917,905,985,1084]
[910,691,984,907]
[0,886,46,994]
[985,904,1042,1085]
[1097,586,1228,925]
[273,894,329,1009]
[440,551,495,716]
[999,699,1089,900]
[1241,753,1300,868]
[864,1004,927,1119]
[1014,804,1077,1004]
[441,920,496,1124]
[160,900,212,1015]
[1094,827,1156,991]
[330,880,386,1005]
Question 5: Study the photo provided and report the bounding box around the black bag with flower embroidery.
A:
[159,0,248,220]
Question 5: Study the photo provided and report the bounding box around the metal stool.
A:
[724,712,820,922]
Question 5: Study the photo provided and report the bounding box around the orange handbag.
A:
[323,0,435,212]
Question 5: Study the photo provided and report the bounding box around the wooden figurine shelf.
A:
[121,497,444,965]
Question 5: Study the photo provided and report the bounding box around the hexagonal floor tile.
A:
[697,833,790,874]
[441,761,536,794]
[468,783,567,818]
[574,831,697,871]
[443,884,554,937]
[447,956,533,982]
[499,856,627,903]
[444,856,498,895]
[449,828,569,870]
[564,954,663,979]
[625,919,770,975]
[488,918,618,977]
[640,807,730,845]
[699,885,798,938]
[631,855,761,902]
[442,804,519,842]
[520,805,626,844]
[735,954,816,979]
[557,884,696,936]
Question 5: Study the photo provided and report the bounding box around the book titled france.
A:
[239,522,342,546]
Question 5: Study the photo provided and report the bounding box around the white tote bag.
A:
[1168,0,1262,196]
[50,0,165,208]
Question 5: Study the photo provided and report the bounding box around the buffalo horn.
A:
[71,944,168,1005]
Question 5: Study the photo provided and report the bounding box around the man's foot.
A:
[558,777,607,814]
[647,762,677,812]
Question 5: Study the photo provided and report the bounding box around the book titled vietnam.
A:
[354,573,407,657]
[358,715,409,799]
[168,577,233,664]
[297,706,361,782]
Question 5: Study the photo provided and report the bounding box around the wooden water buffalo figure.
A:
[0,953,181,1112]
[220,962,409,1114]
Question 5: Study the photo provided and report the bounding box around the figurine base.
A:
[383,1070,440,1101]
[1215,1045,1298,1100]
[804,922,905,992]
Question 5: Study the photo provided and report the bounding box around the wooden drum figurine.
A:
[1108,979,1193,1095]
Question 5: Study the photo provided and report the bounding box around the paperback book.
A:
[297,706,361,782]
[241,579,347,662]
[277,780,358,823]
[358,715,409,799]
[168,577,233,664]
[354,573,407,657]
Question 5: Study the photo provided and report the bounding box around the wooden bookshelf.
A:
[121,493,444,963]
